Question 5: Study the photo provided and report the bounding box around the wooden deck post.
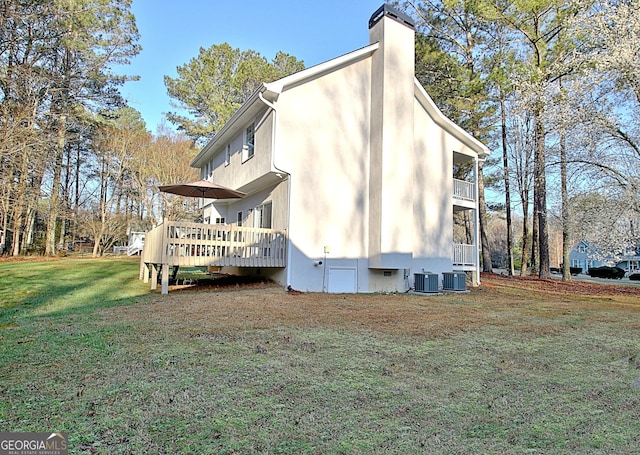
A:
[161,264,169,295]
[140,259,148,281]
[150,263,158,290]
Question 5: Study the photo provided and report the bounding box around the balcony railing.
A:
[452,243,475,266]
[141,220,287,268]
[453,179,475,202]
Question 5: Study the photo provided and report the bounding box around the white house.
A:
[141,5,490,294]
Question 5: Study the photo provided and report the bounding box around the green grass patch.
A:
[1,260,639,453]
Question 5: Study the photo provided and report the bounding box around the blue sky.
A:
[117,0,387,133]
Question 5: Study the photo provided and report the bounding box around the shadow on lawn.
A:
[0,258,149,322]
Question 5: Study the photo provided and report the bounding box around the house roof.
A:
[191,43,379,168]
[413,82,491,159]
[191,40,491,167]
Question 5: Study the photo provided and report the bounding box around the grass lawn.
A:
[1,258,639,454]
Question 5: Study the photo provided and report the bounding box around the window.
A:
[225,144,231,166]
[237,211,243,227]
[202,161,213,181]
[242,123,255,162]
[214,217,225,224]
[254,203,272,229]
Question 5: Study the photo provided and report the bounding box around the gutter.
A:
[191,88,265,168]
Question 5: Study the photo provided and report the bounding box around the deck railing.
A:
[452,243,475,266]
[142,220,287,268]
[453,179,475,202]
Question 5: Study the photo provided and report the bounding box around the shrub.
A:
[551,267,581,275]
[629,273,640,281]
[588,266,625,279]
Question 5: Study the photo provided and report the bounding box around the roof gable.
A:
[192,43,380,168]
[193,38,492,168]
[414,81,490,159]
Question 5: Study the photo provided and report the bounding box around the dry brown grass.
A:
[4,260,639,454]
[111,272,640,339]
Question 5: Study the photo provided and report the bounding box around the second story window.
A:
[242,122,255,162]
[225,144,231,166]
[202,161,213,181]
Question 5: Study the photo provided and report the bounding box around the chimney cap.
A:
[368,4,415,30]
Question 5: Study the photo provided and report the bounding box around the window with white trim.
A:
[237,211,243,227]
[201,161,213,181]
[254,202,272,229]
[225,144,231,166]
[242,123,255,162]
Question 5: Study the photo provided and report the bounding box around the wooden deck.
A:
[140,221,287,293]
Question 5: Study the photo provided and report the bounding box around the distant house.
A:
[615,245,640,275]
[568,240,610,273]
[140,5,490,294]
[569,240,640,276]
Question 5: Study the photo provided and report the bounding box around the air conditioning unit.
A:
[443,272,466,291]
[414,273,439,293]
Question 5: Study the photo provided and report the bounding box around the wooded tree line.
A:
[0,0,189,257]
[0,0,305,257]
[398,0,640,279]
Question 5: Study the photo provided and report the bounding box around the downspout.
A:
[258,90,293,288]
[474,156,484,286]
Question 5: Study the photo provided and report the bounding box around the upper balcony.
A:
[453,178,476,210]
[453,178,475,202]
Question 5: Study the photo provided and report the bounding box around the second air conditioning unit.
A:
[443,272,466,291]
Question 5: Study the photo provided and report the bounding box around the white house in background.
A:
[144,5,490,294]
[616,252,640,275]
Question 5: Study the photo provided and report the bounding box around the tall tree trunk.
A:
[45,113,66,255]
[519,155,531,276]
[531,198,539,275]
[10,208,22,256]
[1,190,8,254]
[560,117,571,281]
[478,160,492,272]
[10,151,29,256]
[533,103,550,279]
[23,206,35,250]
[500,97,514,276]
[521,201,530,276]
[73,143,81,242]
